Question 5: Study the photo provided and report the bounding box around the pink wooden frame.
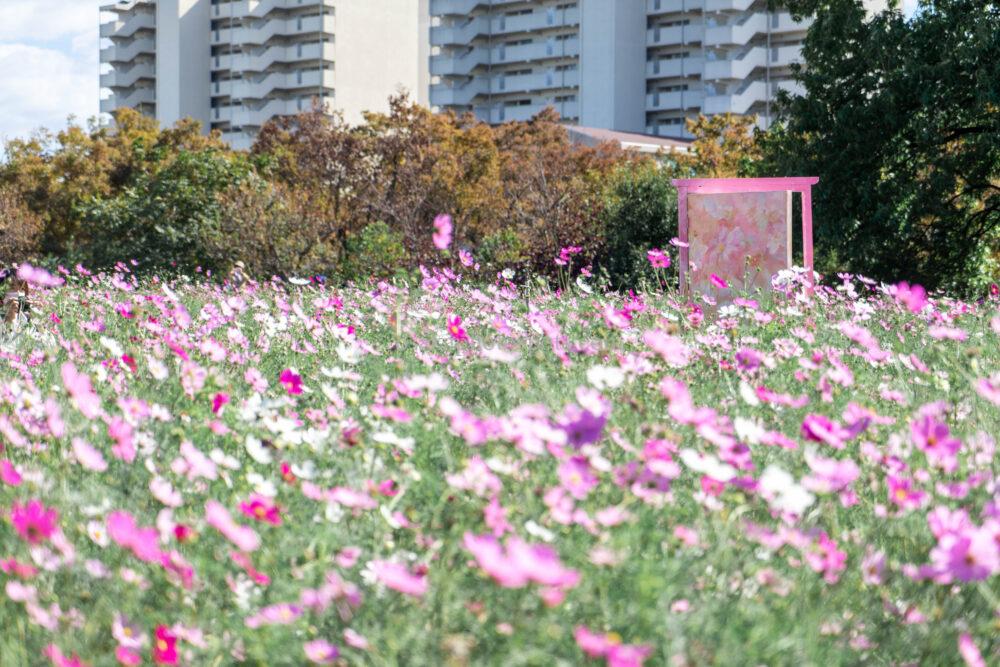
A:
[671,177,819,295]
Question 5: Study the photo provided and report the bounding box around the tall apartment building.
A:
[100,0,430,149]
[429,0,886,138]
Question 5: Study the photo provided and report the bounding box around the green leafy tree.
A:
[760,0,1000,291]
[76,147,252,272]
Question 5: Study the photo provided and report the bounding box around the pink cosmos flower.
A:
[646,248,670,269]
[974,375,1000,405]
[891,281,928,313]
[433,213,453,250]
[709,274,728,289]
[11,500,59,545]
[447,315,469,342]
[43,645,86,667]
[205,500,260,552]
[245,603,303,628]
[1,460,23,486]
[802,452,859,493]
[303,639,339,664]
[108,417,136,463]
[643,330,691,367]
[107,511,163,563]
[958,634,986,667]
[17,263,64,287]
[115,646,141,666]
[72,438,108,472]
[239,494,282,525]
[887,475,925,511]
[558,457,599,500]
[61,362,102,419]
[910,415,962,471]
[929,529,999,582]
[458,248,475,267]
[112,613,146,649]
[370,560,428,597]
[279,369,303,395]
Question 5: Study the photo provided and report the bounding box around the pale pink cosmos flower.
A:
[558,457,598,500]
[958,633,986,667]
[204,500,260,552]
[72,438,108,472]
[17,263,64,287]
[61,362,102,419]
[433,213,453,250]
[369,560,428,597]
[303,639,339,664]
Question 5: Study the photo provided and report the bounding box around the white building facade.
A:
[430,0,886,138]
[100,0,429,150]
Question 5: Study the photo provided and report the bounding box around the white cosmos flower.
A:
[738,381,761,406]
[245,436,273,465]
[87,521,109,547]
[679,449,736,482]
[586,365,625,390]
[734,417,765,445]
[759,465,814,516]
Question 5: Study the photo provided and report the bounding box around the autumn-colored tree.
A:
[671,113,762,178]
[0,109,226,257]
[0,186,43,265]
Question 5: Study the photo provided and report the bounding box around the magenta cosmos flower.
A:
[279,369,303,395]
[447,315,469,342]
[239,494,282,526]
[891,281,928,313]
[646,248,670,269]
[11,500,59,545]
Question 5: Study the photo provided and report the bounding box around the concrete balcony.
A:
[220,130,256,151]
[101,0,153,16]
[702,79,768,114]
[212,0,335,19]
[646,55,704,79]
[212,14,335,46]
[491,69,579,95]
[212,41,334,73]
[646,89,705,111]
[647,0,705,15]
[100,86,155,113]
[216,98,312,128]
[100,61,155,89]
[227,69,334,100]
[704,12,807,46]
[647,23,704,47]
[430,0,521,15]
[430,48,488,77]
[705,0,755,11]
[494,36,580,64]
[100,37,156,64]
[430,78,488,107]
[490,6,580,35]
[431,16,489,46]
[100,11,155,38]
[703,44,801,80]
[484,100,580,124]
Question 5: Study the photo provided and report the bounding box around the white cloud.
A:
[0,42,99,143]
[901,0,919,17]
[0,0,99,44]
[0,1,101,143]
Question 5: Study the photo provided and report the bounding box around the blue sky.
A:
[0,0,920,144]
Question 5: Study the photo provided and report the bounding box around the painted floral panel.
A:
[687,191,791,299]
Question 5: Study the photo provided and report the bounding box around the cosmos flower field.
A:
[1,262,998,666]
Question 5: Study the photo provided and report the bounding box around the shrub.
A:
[597,163,678,289]
[205,179,338,279]
[340,221,411,283]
